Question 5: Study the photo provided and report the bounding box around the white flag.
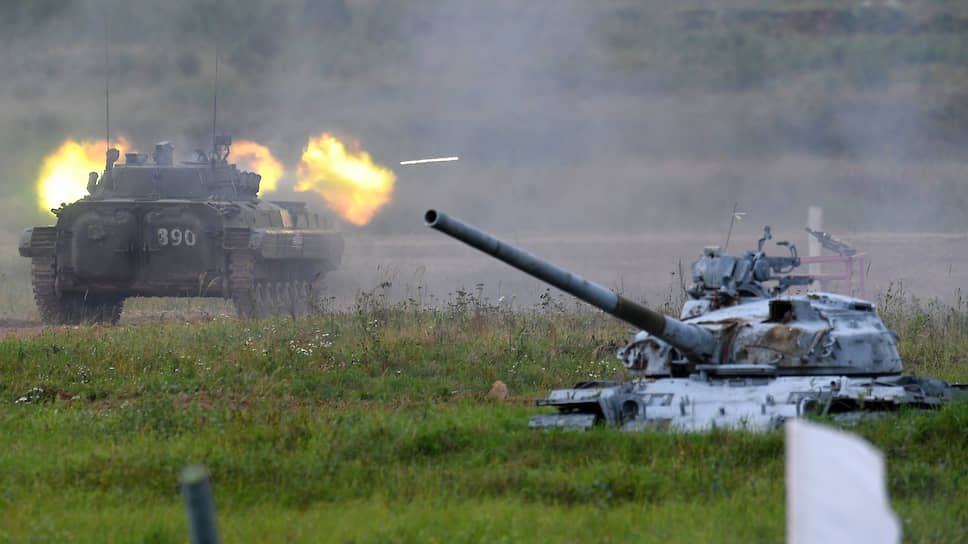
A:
[786,418,901,544]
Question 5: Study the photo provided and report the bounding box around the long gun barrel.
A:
[424,210,717,360]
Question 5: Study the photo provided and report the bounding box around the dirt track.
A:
[329,230,968,307]
[3,229,964,338]
[0,318,47,338]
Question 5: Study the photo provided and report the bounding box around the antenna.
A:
[104,3,110,152]
[211,0,220,164]
[212,43,218,162]
[723,202,746,252]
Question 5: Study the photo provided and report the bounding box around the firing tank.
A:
[425,210,964,431]
[19,138,343,324]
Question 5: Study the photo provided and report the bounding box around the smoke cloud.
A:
[2,1,967,301]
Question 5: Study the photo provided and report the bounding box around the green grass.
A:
[1,291,968,542]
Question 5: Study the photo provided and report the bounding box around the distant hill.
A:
[2,1,967,232]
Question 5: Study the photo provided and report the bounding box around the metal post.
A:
[847,255,854,297]
[180,465,221,544]
[807,206,823,278]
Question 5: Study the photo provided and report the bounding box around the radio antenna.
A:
[212,45,218,162]
[211,0,220,164]
[723,202,746,252]
[104,4,110,151]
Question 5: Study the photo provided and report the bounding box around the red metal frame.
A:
[787,253,868,298]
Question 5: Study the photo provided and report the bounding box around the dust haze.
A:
[2,0,967,310]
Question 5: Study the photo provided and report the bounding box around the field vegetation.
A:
[4,1,968,542]
[2,284,967,543]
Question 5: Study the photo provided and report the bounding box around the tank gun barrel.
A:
[424,210,717,360]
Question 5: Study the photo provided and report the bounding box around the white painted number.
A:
[156,228,197,247]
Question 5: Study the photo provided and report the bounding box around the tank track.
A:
[31,251,123,325]
[230,257,315,320]
[227,229,328,320]
[228,251,262,319]
[255,280,314,319]
[31,254,59,323]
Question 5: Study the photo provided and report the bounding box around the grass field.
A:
[2,288,967,543]
[4,2,968,541]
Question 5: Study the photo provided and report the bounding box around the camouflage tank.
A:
[19,138,343,324]
[425,209,965,432]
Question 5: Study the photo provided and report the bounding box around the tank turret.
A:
[684,225,811,306]
[88,140,262,202]
[426,210,900,378]
[425,209,963,431]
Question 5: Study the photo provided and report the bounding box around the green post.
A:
[180,464,220,544]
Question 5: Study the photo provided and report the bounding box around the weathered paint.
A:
[425,211,964,432]
[531,374,964,432]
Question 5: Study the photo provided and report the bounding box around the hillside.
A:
[2,1,967,234]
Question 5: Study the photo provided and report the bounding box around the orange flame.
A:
[295,134,395,226]
[36,137,130,214]
[232,140,284,193]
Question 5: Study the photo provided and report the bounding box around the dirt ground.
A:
[329,228,968,308]
[2,228,964,338]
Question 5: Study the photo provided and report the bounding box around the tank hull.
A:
[21,199,343,324]
[530,375,965,432]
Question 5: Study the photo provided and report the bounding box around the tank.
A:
[19,138,343,324]
[425,209,965,431]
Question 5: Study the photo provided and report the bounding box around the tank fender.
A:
[19,227,57,258]
[252,229,345,262]
[222,228,252,250]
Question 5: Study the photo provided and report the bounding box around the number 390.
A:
[156,228,197,247]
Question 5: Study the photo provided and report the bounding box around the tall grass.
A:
[879,283,968,382]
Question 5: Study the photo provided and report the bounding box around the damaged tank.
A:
[19,138,343,324]
[425,209,964,431]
